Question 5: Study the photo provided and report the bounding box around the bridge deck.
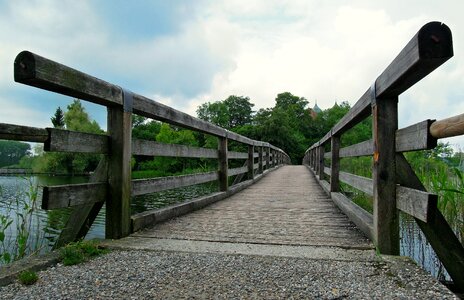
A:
[130,165,372,249]
[1,166,455,298]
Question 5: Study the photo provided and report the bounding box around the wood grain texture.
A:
[45,128,109,154]
[218,137,228,192]
[396,186,437,223]
[42,182,107,209]
[132,171,218,196]
[339,140,373,158]
[132,138,218,158]
[0,123,48,143]
[339,172,373,196]
[396,120,436,152]
[430,113,464,139]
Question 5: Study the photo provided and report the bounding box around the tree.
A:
[64,99,102,134]
[223,95,254,128]
[51,107,65,128]
[0,140,31,167]
[196,101,229,128]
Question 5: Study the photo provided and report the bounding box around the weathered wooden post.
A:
[248,144,255,179]
[372,84,399,255]
[318,145,324,179]
[106,89,133,239]
[218,137,228,191]
[266,145,270,171]
[330,133,340,192]
[258,144,263,174]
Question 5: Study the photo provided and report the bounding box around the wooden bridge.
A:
[1,21,463,295]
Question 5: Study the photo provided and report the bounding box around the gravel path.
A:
[0,249,456,299]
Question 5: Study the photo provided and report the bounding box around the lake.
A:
[0,175,454,282]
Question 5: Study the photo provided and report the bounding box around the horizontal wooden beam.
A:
[331,192,374,241]
[339,140,373,158]
[396,186,437,223]
[0,123,48,143]
[375,22,453,98]
[42,182,107,210]
[132,171,218,196]
[14,51,123,106]
[396,120,436,152]
[132,139,217,158]
[324,167,331,176]
[339,171,373,196]
[228,166,248,176]
[228,151,248,159]
[45,128,109,154]
[332,89,372,137]
[324,152,332,159]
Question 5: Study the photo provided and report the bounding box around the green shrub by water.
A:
[60,240,109,266]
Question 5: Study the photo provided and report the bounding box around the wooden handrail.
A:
[303,22,464,288]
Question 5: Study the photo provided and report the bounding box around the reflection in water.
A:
[400,212,450,281]
[0,175,217,264]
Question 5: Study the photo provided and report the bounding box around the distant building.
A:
[310,102,322,119]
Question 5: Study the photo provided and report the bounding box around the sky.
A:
[1,0,464,148]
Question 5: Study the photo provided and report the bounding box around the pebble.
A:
[0,249,457,299]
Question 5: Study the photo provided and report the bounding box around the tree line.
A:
[1,92,461,177]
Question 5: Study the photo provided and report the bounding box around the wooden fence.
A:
[0,51,290,248]
[303,22,464,287]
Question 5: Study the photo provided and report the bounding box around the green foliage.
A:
[0,140,31,168]
[196,95,254,129]
[0,178,44,265]
[64,100,102,134]
[60,240,108,266]
[51,106,65,128]
[18,270,38,285]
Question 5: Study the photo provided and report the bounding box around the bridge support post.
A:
[372,95,399,255]
[317,146,324,180]
[248,145,255,179]
[266,146,270,171]
[258,145,263,174]
[330,134,340,192]
[218,137,228,192]
[106,104,132,239]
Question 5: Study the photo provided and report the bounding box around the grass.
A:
[18,270,38,285]
[60,240,109,266]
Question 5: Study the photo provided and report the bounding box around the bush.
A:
[18,270,38,285]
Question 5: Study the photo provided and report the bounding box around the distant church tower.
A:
[310,101,322,119]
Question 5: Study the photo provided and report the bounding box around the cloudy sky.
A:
[1,0,463,147]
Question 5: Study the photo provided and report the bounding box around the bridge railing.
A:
[0,51,290,247]
[303,22,464,287]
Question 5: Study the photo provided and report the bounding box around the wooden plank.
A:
[430,112,464,139]
[228,151,248,159]
[227,131,254,145]
[228,166,248,177]
[132,139,218,158]
[396,120,436,152]
[54,157,107,249]
[324,167,331,176]
[42,182,107,209]
[132,171,218,196]
[0,123,48,143]
[375,22,453,98]
[372,96,399,255]
[339,140,373,158]
[218,137,228,192]
[14,51,123,106]
[331,192,374,241]
[396,186,437,223]
[45,128,109,154]
[395,153,464,288]
[258,146,263,174]
[339,171,373,196]
[132,94,227,138]
[324,152,331,159]
[106,106,132,239]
